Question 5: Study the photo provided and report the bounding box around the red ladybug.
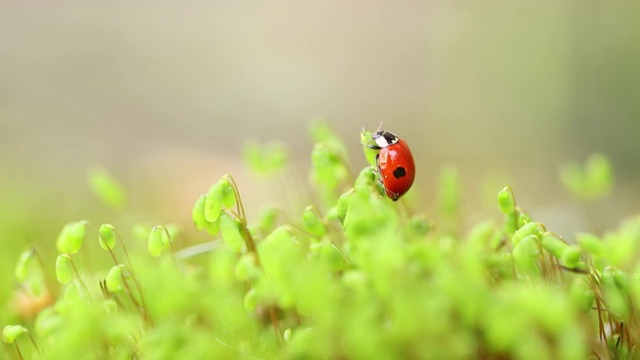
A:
[367,130,415,201]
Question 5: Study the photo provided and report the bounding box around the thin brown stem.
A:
[14,342,24,360]
[68,257,91,299]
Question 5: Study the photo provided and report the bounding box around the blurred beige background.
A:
[1,0,639,262]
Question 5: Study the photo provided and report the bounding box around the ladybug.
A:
[367,130,415,201]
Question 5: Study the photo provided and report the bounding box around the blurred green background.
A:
[1,1,639,310]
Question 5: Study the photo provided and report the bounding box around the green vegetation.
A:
[2,123,637,359]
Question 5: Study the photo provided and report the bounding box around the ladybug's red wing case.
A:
[375,138,415,201]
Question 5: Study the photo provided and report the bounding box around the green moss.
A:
[1,123,637,360]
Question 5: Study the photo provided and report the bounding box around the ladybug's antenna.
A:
[376,122,384,132]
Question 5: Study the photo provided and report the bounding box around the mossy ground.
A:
[1,123,637,359]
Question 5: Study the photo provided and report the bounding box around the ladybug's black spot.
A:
[393,167,406,179]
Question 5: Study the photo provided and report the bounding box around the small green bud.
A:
[283,328,293,342]
[64,279,84,302]
[259,206,279,233]
[234,253,261,282]
[55,254,74,284]
[2,325,27,344]
[497,186,516,215]
[15,248,36,282]
[575,233,604,257]
[35,307,62,338]
[243,288,259,311]
[405,215,432,240]
[192,195,209,231]
[337,189,355,224]
[561,246,582,268]
[540,234,568,259]
[513,234,541,277]
[148,226,170,257]
[106,265,125,293]
[220,176,237,209]
[103,299,118,314]
[87,166,126,209]
[205,182,223,222]
[511,222,542,246]
[220,213,245,253]
[98,224,116,250]
[354,167,377,190]
[516,210,532,228]
[56,221,86,254]
[570,278,595,313]
[205,220,221,237]
[244,140,288,175]
[302,206,326,238]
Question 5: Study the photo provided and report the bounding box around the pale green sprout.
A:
[192,195,208,231]
[243,287,259,311]
[561,246,582,269]
[88,166,126,209]
[98,224,116,250]
[14,248,36,282]
[234,253,261,282]
[64,279,84,302]
[570,278,595,313]
[244,139,289,175]
[148,225,171,257]
[302,205,326,238]
[560,153,614,201]
[204,182,224,222]
[497,186,516,215]
[311,143,349,204]
[106,265,126,293]
[540,234,568,259]
[219,212,244,253]
[35,307,62,338]
[56,220,87,254]
[2,325,27,344]
[55,254,74,284]
[512,235,541,277]
[219,175,237,209]
[512,222,544,246]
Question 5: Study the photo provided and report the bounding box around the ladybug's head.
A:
[369,130,399,149]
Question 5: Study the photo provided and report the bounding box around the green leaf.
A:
[87,166,126,209]
[98,224,116,250]
[148,225,170,257]
[56,221,86,254]
[55,254,74,284]
[220,213,244,253]
[2,325,27,344]
[15,248,36,282]
[106,265,125,293]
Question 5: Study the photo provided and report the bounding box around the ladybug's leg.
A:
[374,154,385,190]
